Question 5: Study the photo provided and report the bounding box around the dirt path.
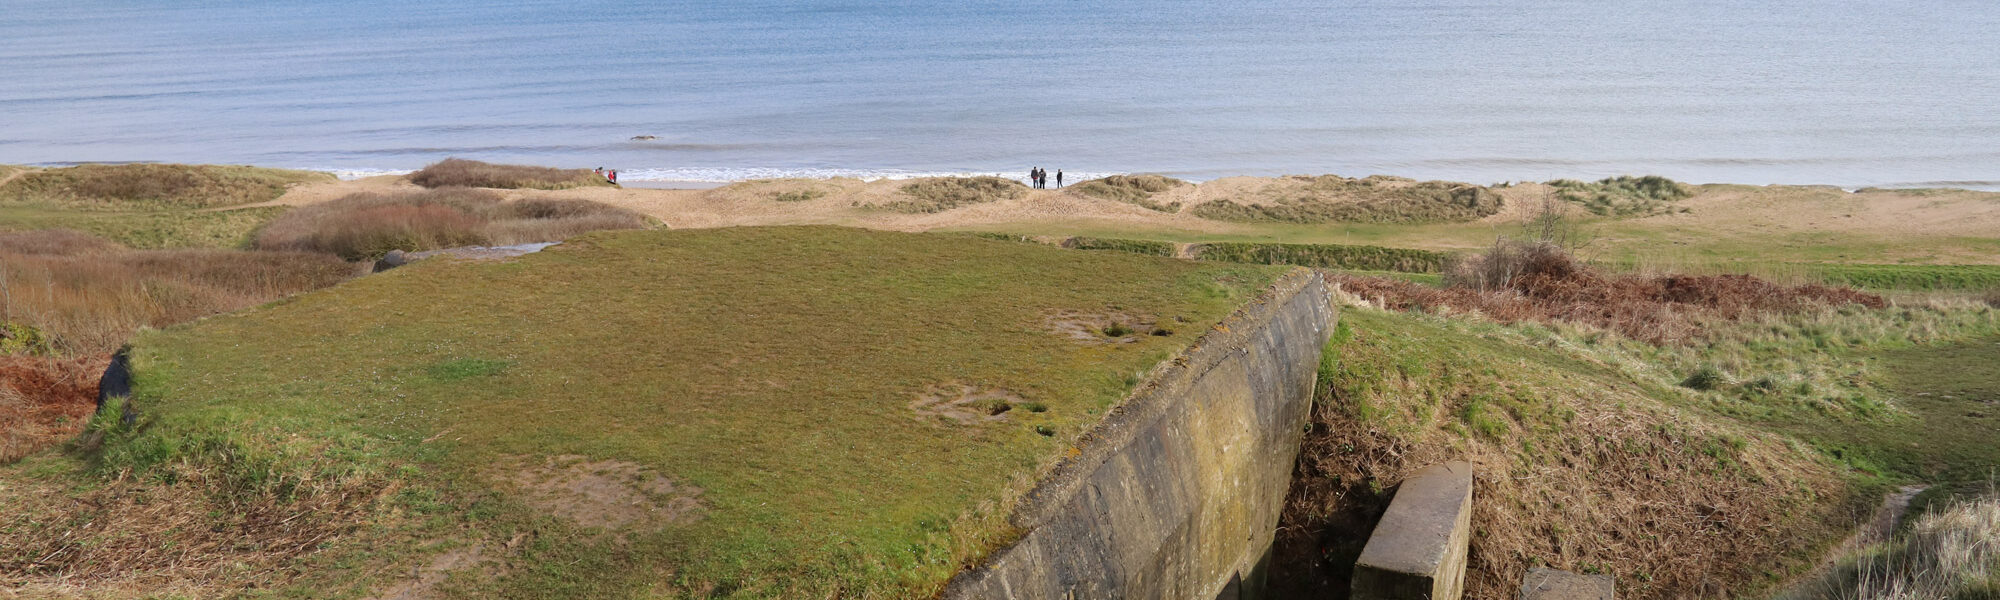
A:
[1775,484,1930,599]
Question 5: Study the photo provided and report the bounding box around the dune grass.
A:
[408,158,614,190]
[1069,175,1186,212]
[1190,175,1503,224]
[876,177,1027,213]
[3,226,1282,598]
[253,187,650,260]
[0,164,331,210]
[0,205,286,249]
[1547,175,1693,217]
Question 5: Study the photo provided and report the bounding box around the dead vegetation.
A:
[875,177,1027,213]
[1069,175,1187,212]
[1332,240,1885,345]
[0,450,396,596]
[252,187,649,260]
[407,158,613,190]
[1,230,357,355]
[1271,311,1857,600]
[1189,175,1502,224]
[0,355,105,464]
[1808,490,2000,599]
[0,164,333,210]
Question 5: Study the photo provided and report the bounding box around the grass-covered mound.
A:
[0,164,332,210]
[2,226,1283,598]
[1070,175,1187,212]
[1547,175,1693,217]
[253,187,651,260]
[875,177,1027,213]
[408,158,615,190]
[1190,175,1502,224]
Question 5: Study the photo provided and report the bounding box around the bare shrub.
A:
[407,158,611,190]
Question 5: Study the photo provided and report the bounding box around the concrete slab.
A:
[1519,567,1614,600]
[1351,461,1474,600]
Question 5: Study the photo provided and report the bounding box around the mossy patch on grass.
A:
[12,226,1283,598]
[0,164,332,210]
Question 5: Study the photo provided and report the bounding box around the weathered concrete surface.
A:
[1352,461,1475,600]
[1519,568,1614,600]
[373,242,559,272]
[941,269,1334,600]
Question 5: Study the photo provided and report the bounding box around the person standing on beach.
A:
[1027,167,1037,188]
[1056,170,1063,188]
[608,169,618,184]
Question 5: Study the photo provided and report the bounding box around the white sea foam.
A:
[315,168,414,181]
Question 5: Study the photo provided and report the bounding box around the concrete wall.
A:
[942,269,1335,600]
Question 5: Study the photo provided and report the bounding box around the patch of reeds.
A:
[877,177,1027,213]
[0,235,357,356]
[0,164,333,210]
[1070,175,1187,211]
[1190,175,1502,224]
[407,158,614,190]
[252,188,650,260]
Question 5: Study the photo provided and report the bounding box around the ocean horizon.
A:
[4,0,1998,188]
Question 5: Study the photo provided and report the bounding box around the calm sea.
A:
[3,0,1998,187]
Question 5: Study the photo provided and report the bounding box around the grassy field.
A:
[0,226,1284,598]
[0,204,285,249]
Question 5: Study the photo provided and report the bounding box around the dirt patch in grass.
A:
[910,384,1023,425]
[1041,309,1165,344]
[1189,174,1502,224]
[0,354,106,463]
[498,455,704,530]
[0,164,332,210]
[407,158,613,190]
[1330,243,1885,345]
[364,545,498,600]
[875,177,1028,213]
[253,187,649,260]
[1069,175,1188,212]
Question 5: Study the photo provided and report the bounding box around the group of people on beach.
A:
[1029,167,1062,189]
[594,167,618,183]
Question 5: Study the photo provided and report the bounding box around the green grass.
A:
[1064,236,1177,256]
[0,164,331,210]
[20,226,1283,598]
[1812,263,2000,291]
[0,205,287,249]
